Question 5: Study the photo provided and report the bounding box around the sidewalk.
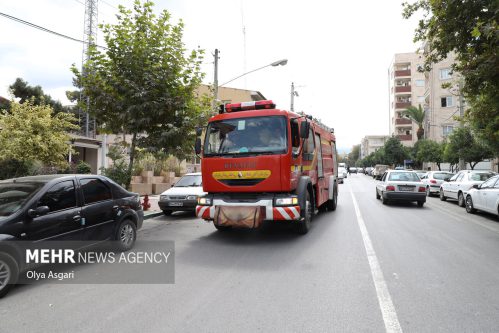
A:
[141,195,163,220]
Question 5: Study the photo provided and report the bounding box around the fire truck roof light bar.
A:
[225,100,276,113]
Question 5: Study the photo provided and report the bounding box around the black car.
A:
[0,174,143,297]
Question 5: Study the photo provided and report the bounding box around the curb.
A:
[143,211,163,220]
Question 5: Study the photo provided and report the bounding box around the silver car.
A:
[420,171,454,197]
[439,170,497,207]
[376,170,426,207]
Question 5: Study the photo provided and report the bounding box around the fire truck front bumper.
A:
[196,195,302,228]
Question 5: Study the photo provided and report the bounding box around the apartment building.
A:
[388,52,426,147]
[423,53,461,142]
[360,135,390,159]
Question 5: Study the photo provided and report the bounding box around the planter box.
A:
[141,170,154,178]
[130,183,153,195]
[131,176,143,183]
[153,183,171,194]
[152,176,164,184]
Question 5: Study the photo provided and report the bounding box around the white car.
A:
[465,175,499,218]
[376,170,426,207]
[338,167,347,183]
[439,170,497,207]
[420,171,454,197]
[158,173,206,215]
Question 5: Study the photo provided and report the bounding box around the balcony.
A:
[395,102,411,109]
[395,86,411,93]
[395,69,411,77]
[395,118,412,125]
[397,134,413,141]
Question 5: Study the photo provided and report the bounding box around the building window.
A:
[417,96,425,103]
[415,79,425,87]
[440,68,452,80]
[441,96,453,107]
[442,125,454,137]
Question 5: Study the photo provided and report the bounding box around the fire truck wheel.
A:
[214,224,231,232]
[297,192,312,235]
[327,185,338,211]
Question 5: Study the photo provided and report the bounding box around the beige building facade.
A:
[388,52,426,147]
[360,135,390,159]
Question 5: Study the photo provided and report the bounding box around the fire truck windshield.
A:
[204,116,287,156]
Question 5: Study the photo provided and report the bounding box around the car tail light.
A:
[418,187,426,192]
[386,185,395,191]
[430,179,437,184]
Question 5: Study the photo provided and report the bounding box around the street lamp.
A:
[218,59,288,88]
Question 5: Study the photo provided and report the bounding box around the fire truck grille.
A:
[219,179,265,186]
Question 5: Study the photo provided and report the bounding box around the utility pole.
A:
[290,82,295,112]
[458,80,466,171]
[212,49,219,111]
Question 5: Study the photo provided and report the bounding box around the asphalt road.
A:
[1,174,499,333]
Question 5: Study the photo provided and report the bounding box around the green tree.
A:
[0,100,78,168]
[7,78,66,113]
[414,139,444,170]
[446,127,493,170]
[71,0,204,188]
[403,0,499,153]
[348,144,361,166]
[383,136,410,166]
[403,104,426,140]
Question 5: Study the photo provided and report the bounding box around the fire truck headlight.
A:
[275,197,298,206]
[198,197,212,206]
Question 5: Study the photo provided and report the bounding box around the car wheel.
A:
[0,252,19,299]
[327,185,338,211]
[297,192,312,235]
[376,189,380,199]
[115,219,137,252]
[417,201,424,207]
[465,196,476,214]
[163,210,172,216]
[439,189,447,201]
[458,192,465,207]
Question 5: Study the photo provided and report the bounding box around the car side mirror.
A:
[300,121,310,139]
[472,184,479,189]
[28,206,50,218]
[195,138,202,155]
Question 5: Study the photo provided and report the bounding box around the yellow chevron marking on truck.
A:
[213,170,271,180]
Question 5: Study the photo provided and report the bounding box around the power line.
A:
[0,11,106,49]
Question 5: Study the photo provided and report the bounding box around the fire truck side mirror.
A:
[195,138,202,155]
[300,121,310,139]
[195,127,203,136]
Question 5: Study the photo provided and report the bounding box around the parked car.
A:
[357,167,365,174]
[439,170,497,207]
[373,164,389,180]
[465,175,499,218]
[350,167,357,174]
[420,171,454,196]
[158,173,205,215]
[376,170,426,206]
[365,167,374,176]
[338,167,347,183]
[414,170,428,179]
[0,174,143,298]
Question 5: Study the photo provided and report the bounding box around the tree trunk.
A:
[126,132,138,190]
[437,162,441,171]
[416,126,424,141]
[470,161,476,170]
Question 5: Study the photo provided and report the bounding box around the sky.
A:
[0,0,422,152]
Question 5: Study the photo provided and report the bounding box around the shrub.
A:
[76,161,92,174]
[0,159,33,180]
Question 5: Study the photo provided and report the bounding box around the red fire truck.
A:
[195,100,338,234]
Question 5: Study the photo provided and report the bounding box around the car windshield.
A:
[174,175,202,187]
[0,181,45,218]
[204,116,287,156]
[388,172,420,182]
[433,172,452,180]
[469,172,496,181]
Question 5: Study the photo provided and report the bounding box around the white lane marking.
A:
[350,189,403,333]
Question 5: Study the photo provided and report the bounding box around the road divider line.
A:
[350,189,403,333]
